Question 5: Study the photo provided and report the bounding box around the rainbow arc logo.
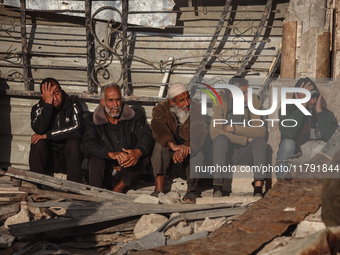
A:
[197,82,222,107]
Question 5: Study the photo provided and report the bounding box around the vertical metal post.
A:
[20,0,29,91]
[85,0,94,94]
[122,0,129,95]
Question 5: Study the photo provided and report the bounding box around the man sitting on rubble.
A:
[275,77,338,179]
[29,78,84,183]
[80,83,154,192]
[150,83,207,203]
[210,76,267,197]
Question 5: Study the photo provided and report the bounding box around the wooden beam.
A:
[1,167,135,202]
[281,21,297,78]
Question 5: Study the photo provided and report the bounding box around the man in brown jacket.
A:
[150,83,207,202]
[210,76,267,197]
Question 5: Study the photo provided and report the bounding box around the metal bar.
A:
[235,0,273,76]
[2,88,164,104]
[20,0,29,91]
[127,10,280,14]
[85,0,94,94]
[189,0,232,86]
[122,0,129,95]
[158,57,174,98]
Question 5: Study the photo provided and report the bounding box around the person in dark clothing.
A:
[29,78,84,183]
[275,77,338,179]
[80,83,154,192]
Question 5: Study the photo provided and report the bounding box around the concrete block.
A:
[195,217,227,233]
[133,194,160,204]
[164,221,192,240]
[134,214,168,239]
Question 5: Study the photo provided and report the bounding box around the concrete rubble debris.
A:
[195,217,227,233]
[164,221,192,240]
[133,194,160,204]
[133,214,168,239]
[171,178,187,191]
[0,234,15,249]
[4,201,30,228]
[158,191,181,204]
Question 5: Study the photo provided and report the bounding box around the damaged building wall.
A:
[282,0,332,78]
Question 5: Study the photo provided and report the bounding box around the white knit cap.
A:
[167,83,188,98]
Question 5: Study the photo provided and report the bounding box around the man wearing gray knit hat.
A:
[150,83,207,203]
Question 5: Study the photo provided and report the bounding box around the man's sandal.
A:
[150,191,161,197]
[182,191,201,203]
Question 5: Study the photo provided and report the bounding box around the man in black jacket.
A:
[81,83,154,192]
[275,77,338,179]
[29,78,84,183]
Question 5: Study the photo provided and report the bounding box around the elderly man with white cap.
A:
[150,83,207,203]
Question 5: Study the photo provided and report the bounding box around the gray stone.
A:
[133,194,160,204]
[195,217,227,233]
[158,191,181,204]
[0,234,15,249]
[164,221,192,240]
[134,214,168,239]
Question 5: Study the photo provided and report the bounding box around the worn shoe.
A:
[213,186,230,197]
[183,190,201,203]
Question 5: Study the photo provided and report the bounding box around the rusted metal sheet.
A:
[136,178,323,255]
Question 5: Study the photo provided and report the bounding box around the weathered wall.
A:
[283,0,332,78]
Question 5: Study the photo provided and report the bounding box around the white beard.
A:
[105,105,122,118]
[170,104,190,125]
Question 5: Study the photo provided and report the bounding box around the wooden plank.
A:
[42,217,139,240]
[19,186,102,202]
[1,167,135,202]
[8,202,239,236]
[0,203,20,220]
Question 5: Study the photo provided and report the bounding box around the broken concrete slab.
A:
[195,217,227,233]
[133,194,160,204]
[134,214,168,239]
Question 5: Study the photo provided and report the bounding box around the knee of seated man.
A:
[65,138,81,150]
[280,138,296,150]
[213,134,231,148]
[251,137,266,147]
